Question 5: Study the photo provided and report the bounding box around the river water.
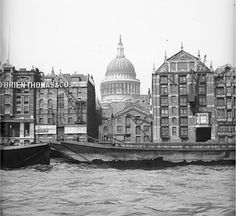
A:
[0,159,235,216]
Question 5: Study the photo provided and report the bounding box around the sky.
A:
[1,0,235,98]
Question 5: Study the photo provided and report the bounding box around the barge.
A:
[1,143,50,169]
[50,141,235,165]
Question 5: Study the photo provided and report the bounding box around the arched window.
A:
[117,126,123,133]
[48,118,52,124]
[39,118,43,124]
[136,126,141,135]
[103,126,108,133]
[125,116,130,125]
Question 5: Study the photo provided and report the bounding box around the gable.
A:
[167,50,198,62]
[113,103,151,119]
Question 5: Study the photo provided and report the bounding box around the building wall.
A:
[152,49,214,143]
[0,65,41,145]
[35,72,97,143]
[214,65,236,143]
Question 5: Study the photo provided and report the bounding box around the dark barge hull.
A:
[50,141,235,165]
[1,143,50,169]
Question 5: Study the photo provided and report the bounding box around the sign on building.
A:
[64,125,87,134]
[35,125,57,134]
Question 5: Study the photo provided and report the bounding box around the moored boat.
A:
[1,143,50,169]
[50,141,235,164]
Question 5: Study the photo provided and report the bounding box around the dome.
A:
[105,36,136,77]
[106,57,135,76]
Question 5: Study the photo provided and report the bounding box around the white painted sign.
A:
[64,125,87,134]
[35,125,57,134]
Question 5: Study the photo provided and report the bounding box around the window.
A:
[172,107,177,115]
[161,107,168,115]
[68,117,73,124]
[161,127,169,137]
[144,136,150,142]
[172,117,177,124]
[24,95,29,104]
[68,107,73,114]
[136,136,141,143]
[172,127,177,136]
[125,134,131,142]
[227,111,232,119]
[180,107,187,115]
[170,62,176,71]
[180,127,188,137]
[24,123,30,136]
[39,118,43,124]
[143,125,150,132]
[48,118,52,124]
[199,96,206,105]
[199,86,206,94]
[4,106,10,114]
[125,116,130,125]
[48,108,53,114]
[39,99,43,106]
[226,88,232,95]
[179,75,187,83]
[125,126,131,134]
[171,85,177,93]
[117,117,122,123]
[24,106,29,114]
[217,98,225,106]
[160,76,168,84]
[180,117,188,125]
[48,99,52,106]
[177,62,188,71]
[179,96,187,105]
[136,126,141,135]
[217,110,225,118]
[117,126,123,133]
[103,126,108,133]
[171,96,176,103]
[179,85,187,94]
[39,108,43,114]
[16,106,21,114]
[200,74,206,83]
[161,117,169,124]
[160,97,168,105]
[161,85,168,95]
[16,96,21,104]
[216,87,224,95]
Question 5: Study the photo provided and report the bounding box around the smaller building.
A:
[214,65,236,143]
[0,64,42,145]
[35,69,97,143]
[99,95,152,144]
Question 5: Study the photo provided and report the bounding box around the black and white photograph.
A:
[0,0,235,215]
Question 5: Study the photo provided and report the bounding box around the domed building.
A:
[100,36,140,104]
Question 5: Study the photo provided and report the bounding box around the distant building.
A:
[35,69,97,143]
[100,36,140,104]
[99,36,152,143]
[152,45,215,143]
[214,65,236,143]
[99,96,152,143]
[0,64,42,145]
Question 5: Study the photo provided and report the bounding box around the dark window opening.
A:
[196,127,211,142]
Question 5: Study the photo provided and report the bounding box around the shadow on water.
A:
[54,157,235,170]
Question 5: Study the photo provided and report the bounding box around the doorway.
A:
[196,127,211,142]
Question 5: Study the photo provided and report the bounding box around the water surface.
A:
[1,160,235,216]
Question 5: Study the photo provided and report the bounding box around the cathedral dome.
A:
[105,36,136,78]
[100,36,140,104]
[106,57,135,76]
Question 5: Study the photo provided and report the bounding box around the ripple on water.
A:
[0,160,235,216]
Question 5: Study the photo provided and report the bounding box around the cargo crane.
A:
[126,113,153,142]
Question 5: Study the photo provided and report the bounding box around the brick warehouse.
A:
[214,65,236,143]
[152,46,216,143]
[0,63,42,145]
[35,69,98,143]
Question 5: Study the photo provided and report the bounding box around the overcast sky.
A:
[1,0,235,98]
